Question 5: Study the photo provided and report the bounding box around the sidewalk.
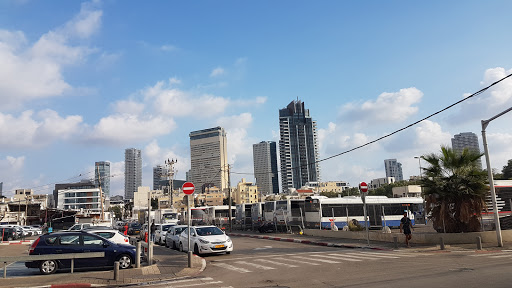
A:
[2,247,205,288]
[227,229,512,253]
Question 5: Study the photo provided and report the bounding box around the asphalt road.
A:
[152,236,512,288]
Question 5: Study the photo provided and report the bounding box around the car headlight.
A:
[226,237,232,243]
[198,238,210,244]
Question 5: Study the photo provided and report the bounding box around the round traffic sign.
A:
[182,182,195,195]
[359,182,368,193]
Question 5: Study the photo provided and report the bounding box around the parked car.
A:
[155,223,175,245]
[128,222,141,235]
[0,227,19,241]
[84,228,130,245]
[67,223,92,231]
[178,225,233,255]
[23,226,42,235]
[25,231,136,275]
[165,225,187,249]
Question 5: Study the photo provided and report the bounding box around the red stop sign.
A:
[359,182,368,193]
[182,182,195,195]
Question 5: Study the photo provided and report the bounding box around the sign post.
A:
[359,182,369,246]
[182,182,195,267]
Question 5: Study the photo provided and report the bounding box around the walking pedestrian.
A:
[124,223,129,236]
[150,221,156,242]
[400,211,414,247]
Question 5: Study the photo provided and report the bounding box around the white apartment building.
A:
[57,187,101,212]
[235,178,259,204]
[451,132,482,169]
[392,185,422,197]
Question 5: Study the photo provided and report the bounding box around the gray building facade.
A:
[95,161,111,197]
[125,148,142,200]
[279,100,320,193]
[451,132,482,169]
[153,165,169,190]
[253,141,279,195]
[384,159,403,181]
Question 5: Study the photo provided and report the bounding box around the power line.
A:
[232,73,512,177]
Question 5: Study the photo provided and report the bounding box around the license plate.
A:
[215,245,225,248]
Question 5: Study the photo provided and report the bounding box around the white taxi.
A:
[178,226,233,256]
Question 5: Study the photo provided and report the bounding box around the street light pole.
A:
[481,107,512,248]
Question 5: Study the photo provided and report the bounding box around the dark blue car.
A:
[25,231,136,275]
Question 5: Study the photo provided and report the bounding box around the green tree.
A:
[123,202,133,219]
[109,206,122,220]
[421,146,488,233]
[502,159,512,179]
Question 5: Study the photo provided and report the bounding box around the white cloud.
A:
[0,155,26,196]
[449,67,512,126]
[108,161,125,196]
[86,114,176,145]
[0,1,102,110]
[113,100,145,115]
[210,67,225,77]
[340,87,423,126]
[143,80,230,118]
[0,110,83,148]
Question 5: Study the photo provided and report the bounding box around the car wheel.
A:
[39,260,58,275]
[193,244,200,256]
[117,254,132,269]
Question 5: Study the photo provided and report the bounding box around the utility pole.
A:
[165,159,177,211]
[227,164,232,232]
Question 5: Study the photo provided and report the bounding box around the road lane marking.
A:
[291,255,342,264]
[489,254,512,258]
[172,281,224,288]
[254,259,299,267]
[235,261,276,270]
[344,252,398,259]
[312,254,362,262]
[278,258,321,265]
[211,262,252,273]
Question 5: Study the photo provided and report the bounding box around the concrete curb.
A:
[18,284,105,288]
[0,240,33,245]
[228,233,392,251]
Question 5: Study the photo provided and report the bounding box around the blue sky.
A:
[1,0,512,197]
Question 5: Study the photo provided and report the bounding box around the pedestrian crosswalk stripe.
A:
[388,252,418,257]
[278,258,321,265]
[211,262,252,273]
[292,255,342,264]
[327,253,378,260]
[311,254,362,262]
[235,261,276,270]
[254,258,299,267]
[173,281,224,288]
[358,252,400,258]
[344,252,390,259]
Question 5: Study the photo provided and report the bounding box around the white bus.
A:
[304,196,424,229]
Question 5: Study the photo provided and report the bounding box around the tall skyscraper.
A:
[279,100,320,192]
[153,165,169,190]
[125,148,142,200]
[189,127,228,192]
[0,182,3,198]
[384,159,403,181]
[253,141,279,195]
[451,132,482,169]
[95,161,111,197]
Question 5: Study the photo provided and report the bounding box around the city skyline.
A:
[1,1,512,197]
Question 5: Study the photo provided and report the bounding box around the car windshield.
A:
[162,225,173,231]
[130,223,141,228]
[196,227,223,236]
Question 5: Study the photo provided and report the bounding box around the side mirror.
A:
[103,242,110,248]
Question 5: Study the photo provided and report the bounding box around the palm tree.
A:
[421,146,488,233]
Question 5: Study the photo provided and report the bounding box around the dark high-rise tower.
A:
[451,132,482,169]
[253,141,279,195]
[279,100,320,193]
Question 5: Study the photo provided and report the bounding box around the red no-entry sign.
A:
[359,182,368,193]
[182,182,195,195]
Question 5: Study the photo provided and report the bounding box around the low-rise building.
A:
[235,179,259,204]
[369,177,395,190]
[392,185,422,198]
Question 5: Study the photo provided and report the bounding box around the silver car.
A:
[165,225,187,249]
